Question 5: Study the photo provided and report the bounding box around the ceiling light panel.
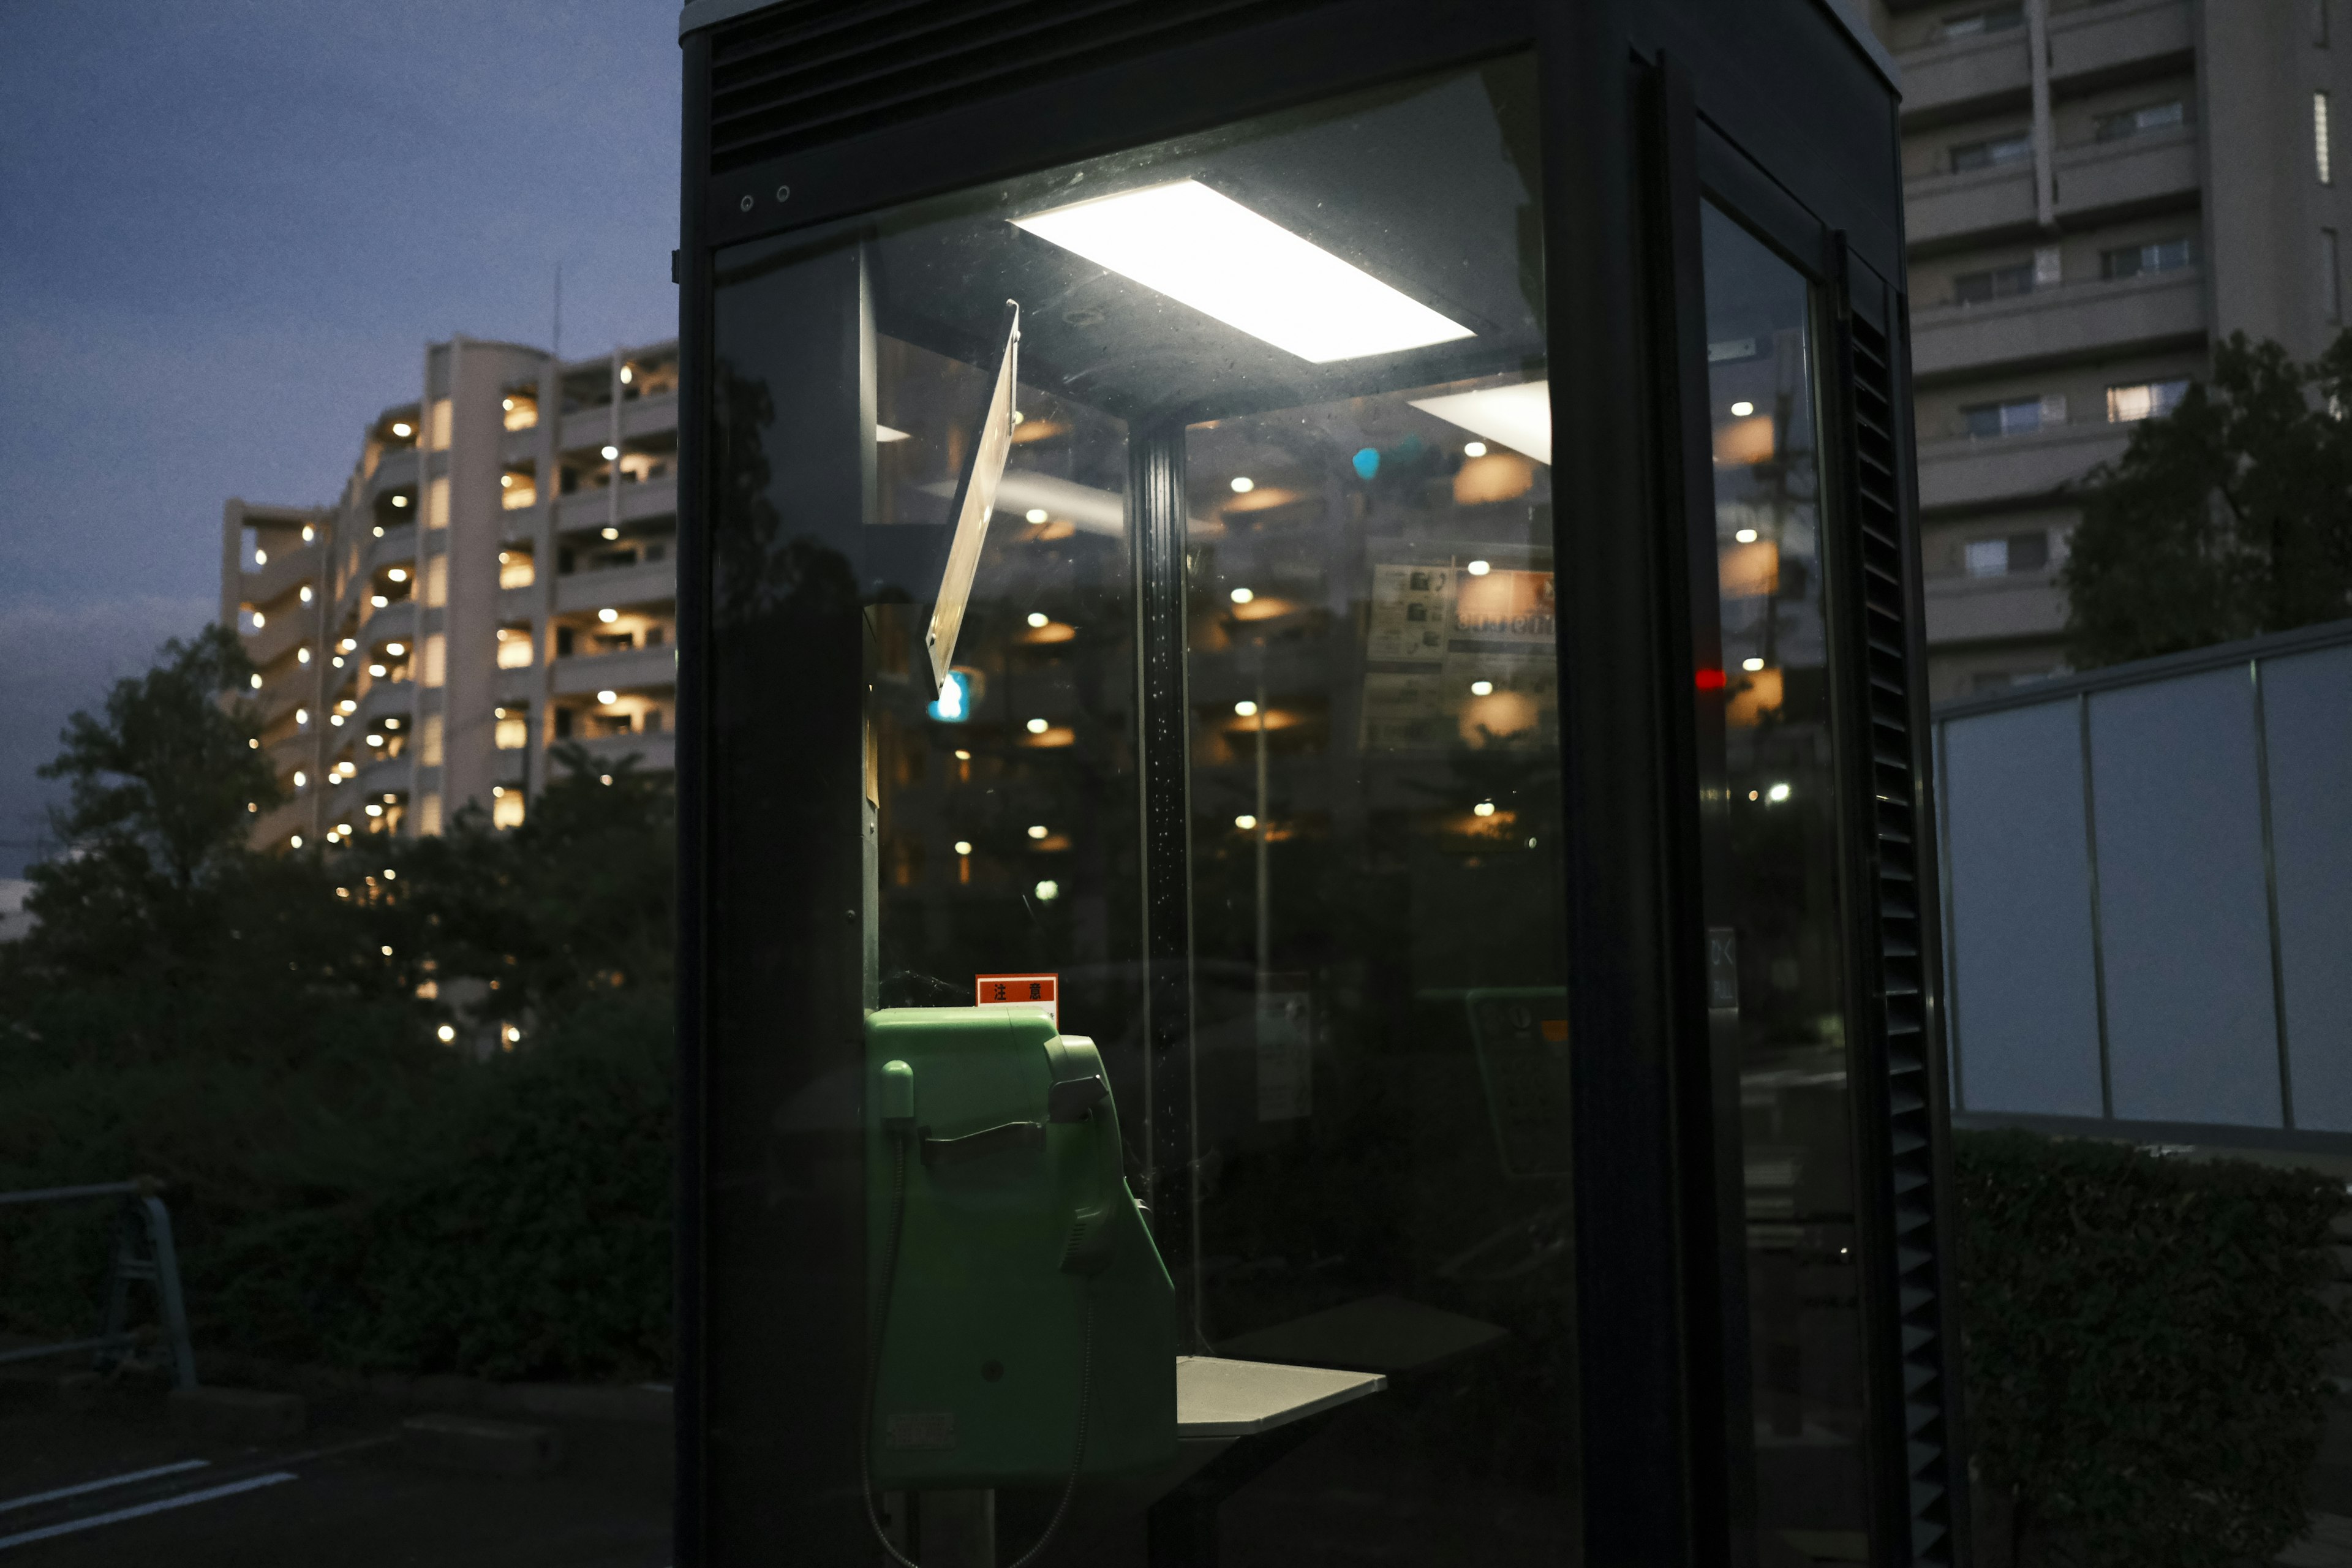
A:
[1012,179,1473,364]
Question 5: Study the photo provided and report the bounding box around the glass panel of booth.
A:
[1690,202,1876,1564]
[709,51,1578,1561]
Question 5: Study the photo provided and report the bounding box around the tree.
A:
[2063,331,2352,668]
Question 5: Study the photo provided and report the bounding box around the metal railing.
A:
[0,1178,197,1389]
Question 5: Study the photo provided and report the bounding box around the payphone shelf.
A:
[1174,1356,1385,1439]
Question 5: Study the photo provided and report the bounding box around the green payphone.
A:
[862,1005,1177,1555]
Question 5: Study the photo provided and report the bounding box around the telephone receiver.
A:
[878,1033,1122,1275]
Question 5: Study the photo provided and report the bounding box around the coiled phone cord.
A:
[861,1128,1096,1568]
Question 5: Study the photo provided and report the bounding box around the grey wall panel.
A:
[2089,671,2282,1126]
[2262,646,2352,1130]
[1941,703,2105,1115]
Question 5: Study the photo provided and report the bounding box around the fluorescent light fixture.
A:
[1470,680,1493,696]
[1234,701,1257,717]
[1012,179,1473,363]
[1743,657,1766,673]
[876,424,911,443]
[1411,382,1551,466]
[1027,612,1049,628]
[954,840,973,856]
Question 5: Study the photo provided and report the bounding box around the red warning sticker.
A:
[976,973,1058,1027]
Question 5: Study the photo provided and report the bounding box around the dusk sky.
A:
[0,2,682,876]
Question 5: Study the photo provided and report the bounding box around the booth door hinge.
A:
[671,249,680,285]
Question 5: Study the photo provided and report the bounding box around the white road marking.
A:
[0,1472,296,1550]
[0,1460,209,1515]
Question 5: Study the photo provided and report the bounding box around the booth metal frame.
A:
[671,4,1966,1564]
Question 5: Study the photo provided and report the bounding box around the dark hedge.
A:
[1955,1129,2346,1568]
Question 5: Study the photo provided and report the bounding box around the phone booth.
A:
[672,4,1966,1565]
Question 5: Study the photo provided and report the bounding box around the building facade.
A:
[1862,0,2351,698]
[222,335,680,850]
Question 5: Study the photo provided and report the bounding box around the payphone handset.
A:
[861,1005,1175,1545]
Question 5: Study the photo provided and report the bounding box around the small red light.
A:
[1694,668,1727,690]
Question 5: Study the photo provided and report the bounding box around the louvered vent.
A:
[709,0,1308,175]
[1846,307,1956,1568]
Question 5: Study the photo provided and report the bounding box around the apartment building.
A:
[1861,0,2351,697]
[221,335,680,851]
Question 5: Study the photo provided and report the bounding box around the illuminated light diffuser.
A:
[1012,180,1472,363]
[1410,382,1551,466]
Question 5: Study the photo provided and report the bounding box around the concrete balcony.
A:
[559,408,612,453]
[554,489,612,531]
[353,755,413,804]
[552,644,676,698]
[1905,160,2037,250]
[1923,571,2070,646]
[363,599,417,650]
[1915,421,2131,511]
[358,679,415,733]
[1909,267,2206,380]
[556,557,676,616]
[492,748,530,787]
[372,523,419,569]
[366,448,418,499]
[618,391,679,439]
[501,428,539,465]
[244,610,313,669]
[254,796,309,851]
[1896,28,2029,126]
[243,541,323,608]
[566,730,676,774]
[617,475,678,524]
[265,728,316,775]
[496,664,540,706]
[2049,0,2192,88]
[2053,126,2198,219]
[499,584,538,622]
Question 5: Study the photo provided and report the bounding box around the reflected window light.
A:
[1025,509,1049,524]
[1466,560,1490,576]
[1026,718,1050,734]
[1742,657,1766,673]
[954,840,973,856]
[1229,587,1254,604]
[1230,476,1254,493]
[1234,699,1258,717]
[1767,782,1792,802]
[875,424,911,443]
[1472,801,1497,817]
[1734,527,1758,544]
[1470,680,1493,696]
[1027,824,1049,840]
[1034,880,1060,902]
[954,748,971,761]
[1027,611,1049,628]
[1235,814,1257,830]
[1462,440,1487,458]
[1730,400,1755,418]
[930,672,973,723]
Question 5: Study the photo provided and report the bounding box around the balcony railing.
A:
[555,557,676,616]
[552,643,676,698]
[1913,421,2131,511]
[1909,267,2204,379]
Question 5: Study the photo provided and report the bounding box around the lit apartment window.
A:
[492,794,526,830]
[498,550,535,589]
[1939,4,2023,38]
[2318,91,2335,185]
[2106,377,2190,422]
[1950,131,2033,173]
[494,714,530,750]
[2095,101,2187,143]
[1953,260,2036,304]
[2326,228,2344,323]
[2100,237,2195,279]
[495,628,535,669]
[1961,394,2064,438]
[500,470,537,511]
[501,393,539,431]
[1964,531,2051,578]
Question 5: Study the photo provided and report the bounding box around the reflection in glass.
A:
[1693,204,1874,1567]
[706,54,1572,1562]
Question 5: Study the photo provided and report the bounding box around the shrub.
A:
[1955,1130,2346,1568]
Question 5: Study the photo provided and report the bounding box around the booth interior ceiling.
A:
[708,0,1317,175]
